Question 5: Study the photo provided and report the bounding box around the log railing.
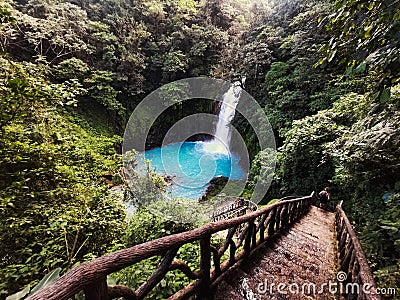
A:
[336,201,380,300]
[26,194,315,300]
[211,199,258,222]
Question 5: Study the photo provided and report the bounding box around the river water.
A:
[141,141,246,199]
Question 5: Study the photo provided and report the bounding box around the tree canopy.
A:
[1,0,399,297]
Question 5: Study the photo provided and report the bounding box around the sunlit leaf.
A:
[6,285,30,300]
[379,89,391,104]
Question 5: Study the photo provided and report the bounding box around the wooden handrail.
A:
[335,201,381,300]
[27,194,316,300]
[211,199,257,222]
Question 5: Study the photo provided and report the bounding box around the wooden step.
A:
[212,206,337,300]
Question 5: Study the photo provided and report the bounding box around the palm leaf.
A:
[30,268,61,295]
[6,285,30,300]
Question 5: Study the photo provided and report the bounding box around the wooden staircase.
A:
[27,194,380,300]
[213,206,337,299]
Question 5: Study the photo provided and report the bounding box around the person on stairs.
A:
[318,186,331,211]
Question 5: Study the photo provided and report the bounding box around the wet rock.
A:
[201,175,229,201]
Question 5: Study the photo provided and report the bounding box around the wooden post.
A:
[268,208,276,236]
[259,222,265,243]
[136,248,179,299]
[281,203,289,227]
[251,221,257,249]
[229,240,236,264]
[244,221,253,254]
[84,277,108,300]
[108,286,137,300]
[210,246,221,276]
[275,205,282,231]
[199,234,211,299]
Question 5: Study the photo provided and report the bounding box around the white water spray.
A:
[203,80,244,154]
[214,81,243,146]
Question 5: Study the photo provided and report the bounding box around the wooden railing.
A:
[211,199,258,222]
[336,202,380,300]
[27,194,315,300]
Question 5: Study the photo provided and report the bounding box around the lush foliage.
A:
[232,0,400,288]
[0,57,126,296]
[330,89,400,291]
[230,0,346,152]
[111,199,223,300]
[1,0,228,119]
[321,0,400,99]
[271,85,400,290]
[246,148,276,200]
[1,0,400,297]
[0,0,232,295]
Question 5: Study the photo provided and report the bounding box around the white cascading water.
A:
[214,81,243,147]
[203,80,244,154]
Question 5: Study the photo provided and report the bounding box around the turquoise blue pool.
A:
[140,141,246,199]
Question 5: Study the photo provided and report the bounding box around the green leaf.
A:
[30,268,61,295]
[364,25,373,38]
[379,89,391,104]
[379,226,398,233]
[345,66,353,76]
[368,3,375,10]
[371,91,380,101]
[6,285,30,300]
[355,62,367,73]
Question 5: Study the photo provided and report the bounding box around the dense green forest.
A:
[0,0,399,298]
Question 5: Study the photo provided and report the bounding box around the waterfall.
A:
[213,80,243,147]
[203,80,243,154]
